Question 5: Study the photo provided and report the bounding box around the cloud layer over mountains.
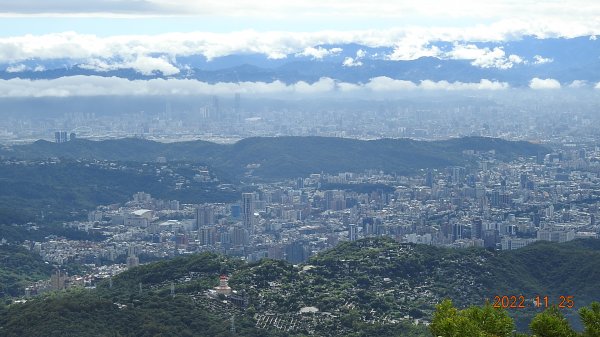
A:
[0,76,514,98]
[0,27,599,96]
[0,29,594,65]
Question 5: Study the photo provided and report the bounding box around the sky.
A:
[0,0,598,36]
[1,0,598,62]
[0,0,598,96]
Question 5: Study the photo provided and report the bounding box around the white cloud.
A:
[419,79,509,90]
[0,27,593,66]
[0,75,511,97]
[473,79,511,90]
[33,65,45,72]
[0,76,344,97]
[78,59,113,72]
[508,54,524,64]
[568,80,587,88]
[6,64,27,72]
[387,37,441,60]
[127,55,179,75]
[595,82,600,89]
[296,46,342,60]
[0,0,164,16]
[0,1,599,69]
[0,31,362,63]
[446,44,515,69]
[343,48,367,66]
[349,77,509,91]
[294,77,337,93]
[533,55,553,65]
[342,57,362,67]
[365,77,417,91]
[529,77,561,89]
[79,55,179,75]
[2,0,600,32]
[370,77,502,91]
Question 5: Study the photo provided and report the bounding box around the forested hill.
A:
[0,245,52,298]
[231,237,600,332]
[1,136,549,179]
[2,238,598,336]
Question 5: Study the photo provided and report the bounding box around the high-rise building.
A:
[483,229,499,249]
[230,204,241,218]
[473,218,483,239]
[125,245,140,268]
[51,269,67,290]
[196,204,215,228]
[425,170,433,187]
[520,174,529,189]
[199,226,217,246]
[296,177,304,189]
[268,245,284,260]
[452,223,463,241]
[450,166,464,185]
[285,241,307,264]
[230,226,248,246]
[324,190,335,210]
[348,224,357,241]
[126,255,140,268]
[242,193,254,232]
[53,131,70,143]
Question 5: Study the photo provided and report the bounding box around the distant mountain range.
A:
[1,136,549,179]
[1,36,599,87]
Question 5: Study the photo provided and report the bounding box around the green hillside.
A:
[231,238,600,333]
[1,238,598,336]
[1,136,549,179]
[0,289,264,337]
[0,160,238,225]
[0,245,52,297]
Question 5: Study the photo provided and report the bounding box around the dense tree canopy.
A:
[431,300,600,337]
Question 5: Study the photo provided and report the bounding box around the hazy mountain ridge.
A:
[1,136,549,179]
